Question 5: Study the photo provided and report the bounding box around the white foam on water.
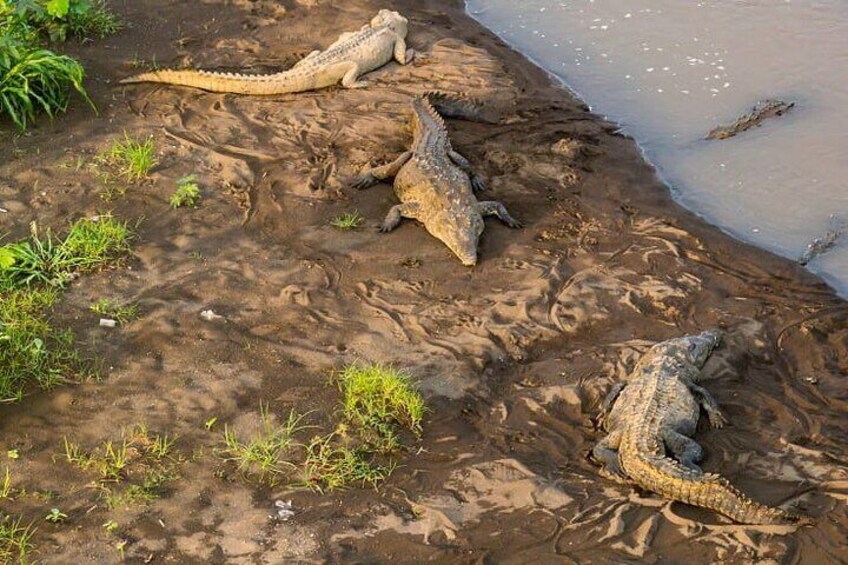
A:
[466,0,848,295]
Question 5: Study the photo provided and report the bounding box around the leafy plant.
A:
[0,34,91,130]
[169,175,201,208]
[6,0,121,42]
[44,508,67,523]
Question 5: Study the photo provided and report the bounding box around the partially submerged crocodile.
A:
[706,99,794,140]
[346,92,521,265]
[593,330,805,525]
[120,10,413,95]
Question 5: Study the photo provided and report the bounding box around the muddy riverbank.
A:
[0,0,846,562]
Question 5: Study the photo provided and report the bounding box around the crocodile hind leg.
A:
[340,62,368,88]
[448,150,486,192]
[479,201,523,228]
[661,429,704,471]
[345,152,412,190]
[592,430,628,483]
[380,202,421,232]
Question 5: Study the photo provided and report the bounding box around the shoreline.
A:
[463,0,848,299]
[0,0,846,561]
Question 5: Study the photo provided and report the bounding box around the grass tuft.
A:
[64,424,181,508]
[301,431,393,493]
[337,362,425,452]
[96,134,156,182]
[169,175,201,209]
[219,404,307,484]
[330,211,364,230]
[0,514,34,564]
[89,298,139,324]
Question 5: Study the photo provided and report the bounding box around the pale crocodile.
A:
[346,92,521,266]
[593,330,807,525]
[120,10,413,95]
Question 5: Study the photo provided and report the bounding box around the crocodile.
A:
[592,330,806,525]
[120,10,413,95]
[346,92,521,266]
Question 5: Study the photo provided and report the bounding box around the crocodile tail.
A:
[623,448,802,525]
[421,91,495,123]
[119,69,296,95]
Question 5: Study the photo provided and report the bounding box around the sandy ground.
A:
[1,0,847,562]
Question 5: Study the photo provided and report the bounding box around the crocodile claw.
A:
[470,175,487,193]
[344,174,378,190]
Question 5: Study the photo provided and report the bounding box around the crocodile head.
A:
[658,329,722,370]
[427,210,485,266]
[371,10,409,38]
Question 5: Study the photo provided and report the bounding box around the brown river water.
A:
[466,0,848,296]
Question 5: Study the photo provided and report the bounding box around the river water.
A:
[465,0,848,295]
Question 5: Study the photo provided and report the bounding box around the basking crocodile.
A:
[346,92,521,266]
[120,10,413,95]
[593,330,805,525]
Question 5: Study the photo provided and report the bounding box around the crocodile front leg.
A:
[601,381,627,419]
[479,201,523,228]
[592,429,628,483]
[380,202,421,232]
[346,152,412,190]
[683,379,727,429]
[393,36,415,65]
[448,150,486,192]
[661,429,704,471]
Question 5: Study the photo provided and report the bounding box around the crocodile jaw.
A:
[427,212,484,266]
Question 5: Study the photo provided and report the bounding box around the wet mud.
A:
[0,0,846,563]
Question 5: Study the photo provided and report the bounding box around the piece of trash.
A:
[0,207,8,213]
[99,318,118,328]
[273,500,295,521]
[200,309,224,321]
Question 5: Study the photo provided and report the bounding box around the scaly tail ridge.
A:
[120,69,298,95]
[623,448,802,525]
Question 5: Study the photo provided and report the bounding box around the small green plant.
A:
[330,211,364,230]
[7,0,122,42]
[96,134,157,182]
[336,362,425,452]
[301,431,393,493]
[169,175,201,208]
[204,417,218,431]
[102,520,118,534]
[219,405,307,484]
[44,508,67,523]
[89,298,139,324]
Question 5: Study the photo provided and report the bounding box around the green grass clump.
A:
[169,175,201,209]
[301,431,393,493]
[96,134,157,182]
[0,216,131,288]
[0,215,132,401]
[89,298,138,324]
[6,0,121,42]
[0,35,91,131]
[0,514,34,564]
[330,211,364,230]
[219,404,307,484]
[337,362,425,452]
[63,0,122,40]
